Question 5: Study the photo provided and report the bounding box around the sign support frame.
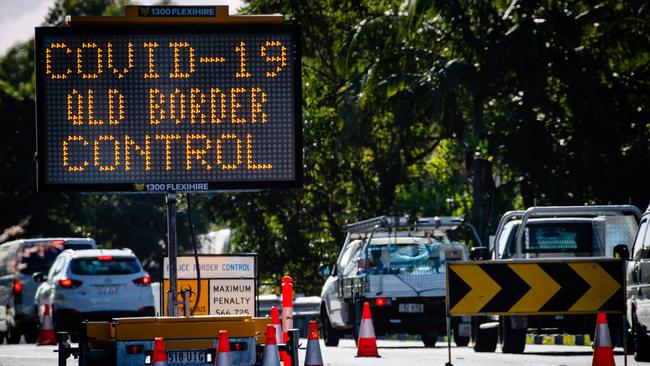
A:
[54,6,297,317]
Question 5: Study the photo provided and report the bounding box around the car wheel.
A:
[453,323,470,347]
[350,303,361,345]
[0,331,6,344]
[634,316,650,361]
[421,334,437,348]
[24,326,38,344]
[321,313,340,347]
[472,320,497,353]
[6,324,21,344]
[501,317,526,354]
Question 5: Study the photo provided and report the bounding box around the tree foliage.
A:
[0,0,648,293]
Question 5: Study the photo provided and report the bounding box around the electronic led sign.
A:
[35,25,301,192]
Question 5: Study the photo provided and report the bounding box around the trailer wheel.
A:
[472,319,497,353]
[421,334,437,348]
[6,324,20,344]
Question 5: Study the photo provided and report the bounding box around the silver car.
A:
[34,248,154,333]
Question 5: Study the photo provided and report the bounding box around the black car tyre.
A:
[351,303,362,345]
[321,312,340,347]
[6,324,21,344]
[24,326,38,344]
[453,323,470,347]
[501,317,526,354]
[422,334,437,348]
[634,316,650,362]
[473,325,497,353]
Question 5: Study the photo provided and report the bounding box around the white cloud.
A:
[0,0,52,56]
[0,0,244,57]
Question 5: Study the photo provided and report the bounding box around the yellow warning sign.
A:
[163,279,209,315]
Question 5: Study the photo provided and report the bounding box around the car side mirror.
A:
[32,272,47,283]
[470,247,489,261]
[319,264,331,277]
[613,244,629,260]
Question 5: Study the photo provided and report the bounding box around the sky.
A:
[0,0,244,56]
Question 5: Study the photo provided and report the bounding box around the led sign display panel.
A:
[35,25,301,192]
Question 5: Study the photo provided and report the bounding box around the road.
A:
[0,338,642,366]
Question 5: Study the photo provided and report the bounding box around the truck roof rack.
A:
[345,215,465,234]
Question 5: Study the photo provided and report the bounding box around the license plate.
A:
[167,350,206,364]
[96,286,117,295]
[398,303,424,313]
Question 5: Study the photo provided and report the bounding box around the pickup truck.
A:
[473,205,641,353]
[320,216,477,347]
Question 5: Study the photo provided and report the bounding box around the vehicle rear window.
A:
[70,257,141,275]
[524,223,593,256]
[17,243,65,274]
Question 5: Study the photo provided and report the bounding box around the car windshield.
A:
[17,243,65,274]
[70,257,140,275]
[366,242,456,274]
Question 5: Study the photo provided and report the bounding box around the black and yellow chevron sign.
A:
[446,259,625,316]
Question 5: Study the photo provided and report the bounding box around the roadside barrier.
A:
[215,330,233,366]
[526,334,592,346]
[356,302,380,357]
[281,276,294,331]
[282,331,292,366]
[592,312,615,366]
[152,337,168,366]
[304,320,324,366]
[37,303,56,346]
[262,324,282,366]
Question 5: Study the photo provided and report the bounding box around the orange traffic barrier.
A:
[215,330,233,366]
[304,320,324,366]
[270,306,283,344]
[282,331,292,366]
[261,324,281,366]
[592,312,615,366]
[281,276,294,331]
[153,337,168,366]
[356,302,380,357]
[37,303,56,345]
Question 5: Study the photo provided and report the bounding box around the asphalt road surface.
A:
[0,338,642,366]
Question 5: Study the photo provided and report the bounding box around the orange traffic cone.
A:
[356,302,380,357]
[153,337,168,366]
[215,330,233,366]
[261,324,281,366]
[592,312,615,366]
[304,320,323,366]
[270,306,283,344]
[37,303,56,345]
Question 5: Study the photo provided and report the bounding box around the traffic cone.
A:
[282,331,292,366]
[37,304,56,345]
[356,302,380,357]
[153,337,168,366]
[261,324,281,366]
[270,306,283,344]
[215,330,233,366]
[592,313,615,366]
[304,320,324,366]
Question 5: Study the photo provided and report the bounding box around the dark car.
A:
[627,205,650,361]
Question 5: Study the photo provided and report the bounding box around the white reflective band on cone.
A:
[282,307,293,330]
[215,351,233,366]
[304,339,324,366]
[594,324,612,347]
[274,324,282,344]
[359,317,376,339]
[261,344,281,366]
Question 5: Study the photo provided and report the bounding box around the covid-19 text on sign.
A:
[35,25,301,192]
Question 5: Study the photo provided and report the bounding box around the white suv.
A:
[34,249,154,333]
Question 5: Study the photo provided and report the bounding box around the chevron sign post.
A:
[446,259,625,316]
